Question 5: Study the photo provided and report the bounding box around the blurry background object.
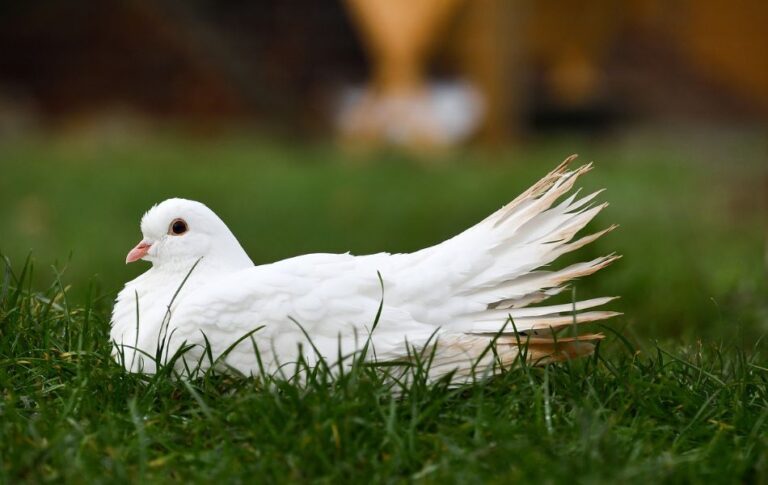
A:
[0,0,765,145]
[338,0,498,149]
[335,79,485,149]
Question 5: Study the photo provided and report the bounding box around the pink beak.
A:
[126,241,152,264]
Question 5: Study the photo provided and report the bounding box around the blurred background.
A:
[0,0,766,343]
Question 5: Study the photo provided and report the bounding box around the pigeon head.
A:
[126,198,253,270]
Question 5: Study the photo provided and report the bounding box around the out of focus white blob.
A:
[336,80,485,147]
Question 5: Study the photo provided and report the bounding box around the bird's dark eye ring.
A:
[169,218,188,236]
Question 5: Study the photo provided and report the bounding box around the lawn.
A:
[1,131,767,482]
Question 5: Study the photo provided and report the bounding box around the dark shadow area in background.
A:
[1,0,766,139]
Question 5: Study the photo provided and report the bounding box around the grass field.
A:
[1,131,767,482]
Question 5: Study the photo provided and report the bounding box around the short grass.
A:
[1,130,767,482]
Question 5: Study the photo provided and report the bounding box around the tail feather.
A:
[490,163,594,235]
[474,296,618,320]
[507,333,604,365]
[490,285,568,309]
[397,155,619,379]
[468,191,610,290]
[522,340,599,365]
[442,155,619,367]
[490,154,580,225]
[424,332,604,382]
[471,254,620,303]
[467,310,621,334]
[509,188,605,245]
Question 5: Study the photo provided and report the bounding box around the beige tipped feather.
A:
[422,331,605,381]
[494,154,580,221]
[421,154,620,379]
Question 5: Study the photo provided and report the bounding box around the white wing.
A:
[167,252,440,375]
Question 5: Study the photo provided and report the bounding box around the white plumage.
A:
[111,156,619,381]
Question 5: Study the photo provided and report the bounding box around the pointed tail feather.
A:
[440,155,619,357]
[424,332,605,382]
[396,155,620,378]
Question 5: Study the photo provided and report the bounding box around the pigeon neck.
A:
[151,247,253,276]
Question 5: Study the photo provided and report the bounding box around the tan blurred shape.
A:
[340,0,768,152]
[342,0,463,150]
[341,0,517,151]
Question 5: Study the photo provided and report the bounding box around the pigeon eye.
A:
[169,218,188,236]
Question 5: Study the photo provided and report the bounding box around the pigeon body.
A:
[111,157,619,380]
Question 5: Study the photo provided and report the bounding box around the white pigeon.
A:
[111,156,619,381]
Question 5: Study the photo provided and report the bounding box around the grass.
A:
[0,130,767,482]
[1,255,767,483]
